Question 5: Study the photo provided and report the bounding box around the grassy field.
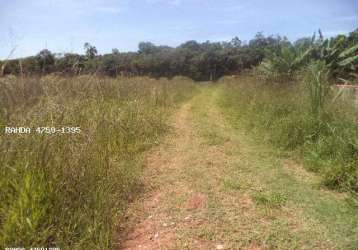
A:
[120,85,358,249]
[0,75,196,249]
[0,75,357,249]
[218,75,358,194]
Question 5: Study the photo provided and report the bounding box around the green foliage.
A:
[36,49,55,74]
[258,45,312,82]
[311,32,358,77]
[1,33,288,80]
[2,30,356,81]
[305,61,330,118]
[56,53,85,75]
[218,76,358,193]
[0,60,4,76]
[100,55,118,77]
[84,42,98,59]
[1,169,54,247]
[0,75,196,248]
[323,159,358,193]
[257,29,358,83]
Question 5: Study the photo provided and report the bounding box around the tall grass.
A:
[218,74,358,194]
[305,61,331,119]
[0,75,196,249]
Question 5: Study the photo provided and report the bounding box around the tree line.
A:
[1,30,357,81]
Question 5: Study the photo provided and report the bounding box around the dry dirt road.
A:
[118,86,357,250]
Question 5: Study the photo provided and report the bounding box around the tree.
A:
[36,49,55,74]
[230,37,242,49]
[22,56,39,74]
[112,48,120,55]
[180,40,201,51]
[2,29,356,80]
[56,53,84,74]
[84,42,98,59]
[138,42,157,54]
[100,55,118,77]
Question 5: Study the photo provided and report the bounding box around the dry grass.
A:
[0,75,196,249]
[1,75,357,249]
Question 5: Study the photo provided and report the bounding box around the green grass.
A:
[212,80,358,249]
[0,75,196,249]
[222,179,241,190]
[217,75,358,194]
[161,84,357,249]
[1,74,357,249]
[253,191,288,208]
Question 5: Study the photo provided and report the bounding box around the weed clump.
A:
[253,191,288,208]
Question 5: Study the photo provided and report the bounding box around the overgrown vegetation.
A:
[0,28,357,248]
[0,75,196,248]
[2,30,356,82]
[217,29,357,194]
[0,32,329,81]
[257,29,358,82]
[218,74,358,193]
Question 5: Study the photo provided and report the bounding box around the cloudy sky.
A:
[0,0,357,59]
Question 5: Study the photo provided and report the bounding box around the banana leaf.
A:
[338,55,358,66]
[338,44,358,58]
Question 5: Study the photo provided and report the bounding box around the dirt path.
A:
[119,99,213,249]
[118,86,357,250]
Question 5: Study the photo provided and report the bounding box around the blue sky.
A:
[0,0,357,59]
